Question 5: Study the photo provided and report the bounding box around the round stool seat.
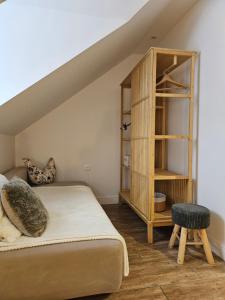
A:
[172,203,210,229]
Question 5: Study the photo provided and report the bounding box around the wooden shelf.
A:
[120,190,130,203]
[156,87,189,92]
[154,169,189,180]
[154,135,189,140]
[123,110,131,115]
[156,93,191,98]
[122,138,131,142]
[154,207,172,220]
[154,207,173,226]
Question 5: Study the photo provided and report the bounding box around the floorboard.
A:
[77,204,225,300]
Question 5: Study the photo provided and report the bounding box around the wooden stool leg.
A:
[169,224,180,248]
[147,223,153,244]
[193,230,201,249]
[177,227,187,264]
[199,229,215,265]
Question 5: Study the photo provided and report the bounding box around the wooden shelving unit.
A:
[119,47,197,243]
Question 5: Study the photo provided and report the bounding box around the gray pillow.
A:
[1,177,48,237]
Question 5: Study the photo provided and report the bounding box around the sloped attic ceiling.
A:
[0,0,148,104]
[0,0,198,135]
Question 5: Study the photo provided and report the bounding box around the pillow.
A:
[0,175,9,220]
[23,157,56,185]
[0,174,8,191]
[0,214,21,243]
[1,177,48,237]
[0,174,21,242]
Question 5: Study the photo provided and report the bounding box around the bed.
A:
[0,167,128,300]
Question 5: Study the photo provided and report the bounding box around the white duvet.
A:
[0,185,129,276]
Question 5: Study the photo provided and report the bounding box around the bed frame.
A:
[0,167,124,300]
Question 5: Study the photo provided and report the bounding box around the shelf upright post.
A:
[120,85,124,192]
[147,48,157,243]
[187,54,196,203]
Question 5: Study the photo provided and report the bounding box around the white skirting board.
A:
[97,195,119,205]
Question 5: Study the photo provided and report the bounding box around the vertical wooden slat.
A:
[161,98,167,169]
[150,49,157,218]
[120,86,124,191]
[147,49,157,243]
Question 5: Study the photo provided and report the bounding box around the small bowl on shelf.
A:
[155,193,166,212]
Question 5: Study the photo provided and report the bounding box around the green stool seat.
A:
[172,203,210,229]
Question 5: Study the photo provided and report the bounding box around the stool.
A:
[169,203,215,265]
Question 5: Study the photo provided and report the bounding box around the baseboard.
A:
[97,195,119,205]
[209,236,225,260]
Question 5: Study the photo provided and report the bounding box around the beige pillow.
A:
[0,174,8,192]
[0,175,10,221]
[0,174,21,242]
[1,177,48,237]
[0,212,21,243]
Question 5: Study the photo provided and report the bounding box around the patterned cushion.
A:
[23,158,56,185]
[1,177,48,237]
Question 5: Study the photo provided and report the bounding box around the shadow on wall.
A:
[209,212,225,259]
[194,52,200,202]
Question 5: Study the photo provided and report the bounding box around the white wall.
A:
[0,134,15,173]
[160,0,225,258]
[15,55,141,204]
[0,0,147,105]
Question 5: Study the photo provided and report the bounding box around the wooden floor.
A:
[78,204,225,300]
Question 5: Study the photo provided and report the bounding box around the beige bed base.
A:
[0,167,124,300]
